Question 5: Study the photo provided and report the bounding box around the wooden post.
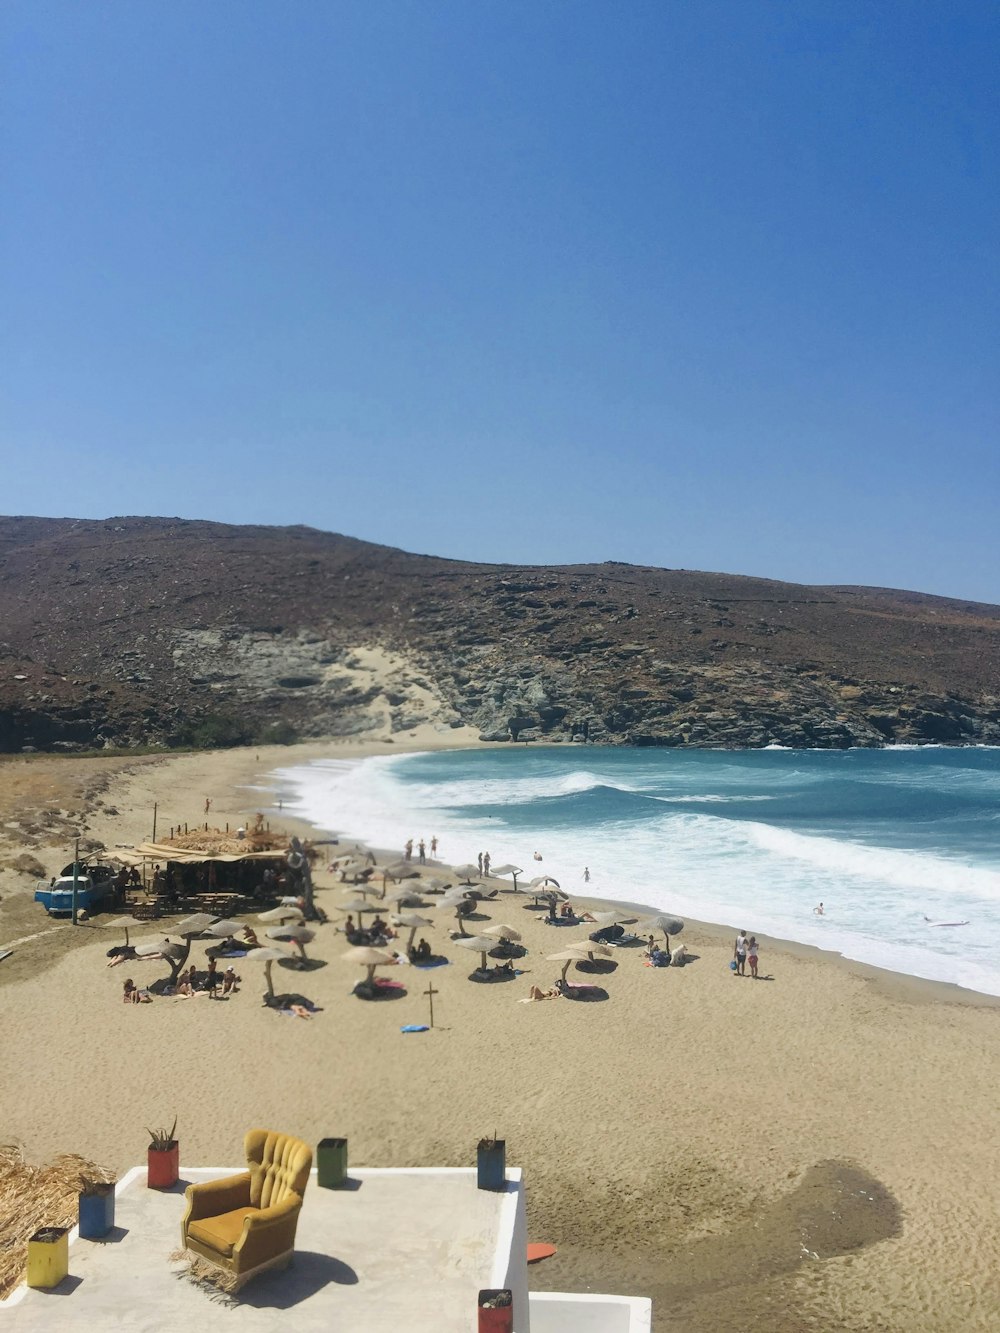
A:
[71,835,80,926]
[152,802,158,843]
[424,981,439,1029]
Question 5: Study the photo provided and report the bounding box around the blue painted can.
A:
[79,1186,115,1239]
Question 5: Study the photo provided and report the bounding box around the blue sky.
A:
[3,1,997,601]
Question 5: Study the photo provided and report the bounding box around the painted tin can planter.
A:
[146,1144,179,1189]
[79,1182,115,1238]
[478,1288,513,1333]
[477,1138,506,1191]
[26,1227,69,1289]
[317,1137,348,1189]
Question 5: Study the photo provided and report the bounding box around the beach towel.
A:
[400,1024,430,1034]
[375,978,406,990]
[413,959,449,968]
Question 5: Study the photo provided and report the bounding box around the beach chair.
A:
[180,1129,312,1290]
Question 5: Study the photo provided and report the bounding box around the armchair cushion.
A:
[188,1207,258,1257]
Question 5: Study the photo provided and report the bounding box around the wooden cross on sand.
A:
[424,981,439,1029]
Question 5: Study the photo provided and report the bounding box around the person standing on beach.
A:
[430,836,438,856]
[483,851,491,876]
[404,839,413,862]
[582,867,591,882]
[747,936,760,979]
[734,930,748,976]
[477,852,484,875]
[418,839,426,864]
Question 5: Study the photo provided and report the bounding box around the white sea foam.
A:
[273,751,1000,997]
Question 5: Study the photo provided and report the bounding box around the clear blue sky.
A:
[3,1,998,602]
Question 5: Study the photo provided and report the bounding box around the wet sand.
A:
[2,741,1000,1330]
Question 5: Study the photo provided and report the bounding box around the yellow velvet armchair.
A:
[181,1129,313,1288]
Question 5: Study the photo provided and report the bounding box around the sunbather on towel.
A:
[520,981,562,1002]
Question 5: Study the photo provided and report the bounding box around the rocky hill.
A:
[0,515,998,753]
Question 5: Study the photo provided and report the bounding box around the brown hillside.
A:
[0,516,997,751]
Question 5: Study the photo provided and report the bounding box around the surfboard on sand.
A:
[527,1242,557,1263]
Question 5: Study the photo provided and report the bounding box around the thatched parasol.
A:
[452,934,496,972]
[245,946,292,999]
[482,924,522,943]
[265,924,316,963]
[390,912,434,952]
[490,864,524,890]
[341,945,396,990]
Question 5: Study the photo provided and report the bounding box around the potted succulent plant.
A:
[146,1116,179,1189]
[477,1287,513,1333]
[476,1133,506,1191]
[78,1177,117,1238]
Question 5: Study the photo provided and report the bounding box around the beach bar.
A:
[0,1162,650,1331]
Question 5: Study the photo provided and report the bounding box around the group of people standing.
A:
[733,930,761,979]
[403,837,438,864]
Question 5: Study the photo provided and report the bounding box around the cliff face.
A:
[1,515,998,753]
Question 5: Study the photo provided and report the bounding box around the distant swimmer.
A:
[533,852,543,861]
[813,902,825,916]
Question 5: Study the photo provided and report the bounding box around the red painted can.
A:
[147,1144,179,1189]
[478,1289,513,1333]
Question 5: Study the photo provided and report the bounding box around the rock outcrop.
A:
[0,516,997,752]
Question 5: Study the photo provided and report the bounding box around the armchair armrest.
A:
[183,1171,252,1225]
[233,1194,303,1270]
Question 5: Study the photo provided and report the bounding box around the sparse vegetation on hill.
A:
[0,515,997,752]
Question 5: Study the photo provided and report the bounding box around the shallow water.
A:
[274,746,1000,996]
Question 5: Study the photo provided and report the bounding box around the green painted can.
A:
[317,1137,348,1188]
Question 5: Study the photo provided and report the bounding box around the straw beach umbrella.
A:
[204,919,246,937]
[453,864,481,883]
[341,945,395,992]
[416,875,451,893]
[646,914,684,946]
[490,865,524,891]
[258,904,306,925]
[547,948,590,984]
[482,924,522,943]
[453,934,496,972]
[265,924,316,964]
[341,896,379,917]
[385,886,426,908]
[482,923,523,958]
[246,946,293,1000]
[391,912,434,952]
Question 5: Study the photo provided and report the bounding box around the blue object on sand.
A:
[400,1024,430,1033]
[413,959,449,968]
[729,960,738,971]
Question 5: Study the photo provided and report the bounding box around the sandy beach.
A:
[2,740,1000,1331]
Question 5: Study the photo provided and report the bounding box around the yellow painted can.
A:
[26,1227,69,1289]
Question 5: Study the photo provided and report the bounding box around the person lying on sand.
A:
[106,945,138,967]
[520,981,563,1002]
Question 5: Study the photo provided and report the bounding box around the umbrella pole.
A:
[264,959,274,998]
[561,959,571,982]
[406,926,417,953]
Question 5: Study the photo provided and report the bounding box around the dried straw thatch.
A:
[0,1144,116,1298]
[169,1248,240,1298]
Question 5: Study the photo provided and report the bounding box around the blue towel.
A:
[400,1024,430,1033]
[413,959,449,968]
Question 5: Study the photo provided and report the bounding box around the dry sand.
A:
[2,741,1000,1331]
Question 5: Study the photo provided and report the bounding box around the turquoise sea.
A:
[275,746,1000,996]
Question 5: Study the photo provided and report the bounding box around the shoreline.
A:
[262,740,1000,1011]
[3,740,1000,1329]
